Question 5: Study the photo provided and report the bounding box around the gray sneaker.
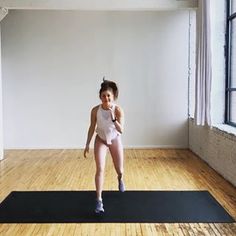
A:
[95,199,104,213]
[118,178,125,192]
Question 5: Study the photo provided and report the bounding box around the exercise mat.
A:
[0,191,234,223]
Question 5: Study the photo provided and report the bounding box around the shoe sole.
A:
[95,209,105,214]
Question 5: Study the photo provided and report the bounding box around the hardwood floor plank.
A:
[0,149,235,235]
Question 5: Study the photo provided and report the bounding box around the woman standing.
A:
[84,79,125,213]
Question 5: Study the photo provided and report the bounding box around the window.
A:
[226,0,236,126]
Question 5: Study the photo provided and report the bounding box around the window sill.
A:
[212,124,236,137]
[189,117,236,139]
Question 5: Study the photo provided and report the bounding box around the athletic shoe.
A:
[95,199,104,213]
[118,178,125,192]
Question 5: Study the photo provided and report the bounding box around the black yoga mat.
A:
[0,191,234,223]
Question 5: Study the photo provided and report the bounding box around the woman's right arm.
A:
[84,106,97,158]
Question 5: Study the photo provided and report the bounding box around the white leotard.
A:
[96,104,120,144]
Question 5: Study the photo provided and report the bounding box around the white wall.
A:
[0,25,3,159]
[2,10,190,149]
[189,10,196,118]
[0,0,198,10]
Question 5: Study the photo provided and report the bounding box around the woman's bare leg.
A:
[109,136,124,181]
[94,136,108,201]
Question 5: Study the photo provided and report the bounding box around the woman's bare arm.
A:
[113,106,124,134]
[84,106,98,157]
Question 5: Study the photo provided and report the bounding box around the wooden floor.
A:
[0,149,236,235]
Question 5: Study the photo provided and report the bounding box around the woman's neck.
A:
[101,103,113,110]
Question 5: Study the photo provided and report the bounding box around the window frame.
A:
[225,0,236,127]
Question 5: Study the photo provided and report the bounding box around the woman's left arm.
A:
[110,106,124,134]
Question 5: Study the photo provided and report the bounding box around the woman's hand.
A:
[109,106,124,133]
[84,145,89,158]
[109,107,116,120]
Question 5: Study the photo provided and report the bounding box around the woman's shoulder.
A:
[114,104,123,110]
[91,105,100,113]
[114,104,124,115]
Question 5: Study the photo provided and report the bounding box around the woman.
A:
[84,79,125,213]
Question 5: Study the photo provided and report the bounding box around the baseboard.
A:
[4,145,188,150]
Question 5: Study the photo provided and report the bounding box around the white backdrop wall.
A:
[0,25,4,158]
[2,10,190,149]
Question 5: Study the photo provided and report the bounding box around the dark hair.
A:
[99,78,119,99]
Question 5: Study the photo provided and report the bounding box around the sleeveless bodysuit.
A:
[96,104,120,145]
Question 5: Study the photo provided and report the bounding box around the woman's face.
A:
[100,89,114,108]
